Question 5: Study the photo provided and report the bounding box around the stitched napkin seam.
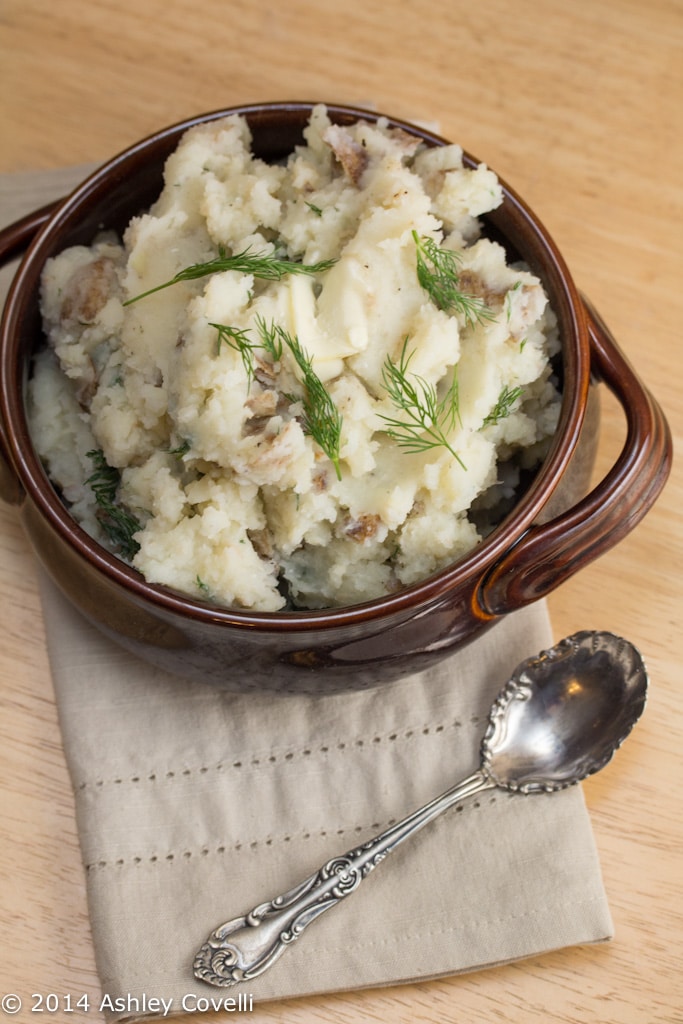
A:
[73,713,474,790]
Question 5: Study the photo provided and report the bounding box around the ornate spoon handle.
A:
[193,770,493,987]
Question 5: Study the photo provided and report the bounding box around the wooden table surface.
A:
[1,1,681,1021]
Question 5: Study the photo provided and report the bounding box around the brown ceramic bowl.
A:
[0,102,672,692]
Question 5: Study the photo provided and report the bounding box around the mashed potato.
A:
[29,105,561,611]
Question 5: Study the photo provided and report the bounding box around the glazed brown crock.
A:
[0,103,672,692]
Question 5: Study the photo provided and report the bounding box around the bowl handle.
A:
[0,201,58,265]
[0,201,59,504]
[479,299,672,615]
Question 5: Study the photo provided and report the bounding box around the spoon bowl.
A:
[193,629,647,988]
[483,630,648,792]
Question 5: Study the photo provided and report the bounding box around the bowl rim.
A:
[0,100,590,631]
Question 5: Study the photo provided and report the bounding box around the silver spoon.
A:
[193,629,647,988]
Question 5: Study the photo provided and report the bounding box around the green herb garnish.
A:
[123,246,337,305]
[168,439,191,458]
[211,318,343,478]
[196,575,211,597]
[380,338,466,468]
[85,449,142,560]
[254,315,284,362]
[482,384,523,426]
[305,201,323,216]
[212,316,286,391]
[413,231,495,326]
[505,280,523,323]
[276,325,343,480]
[212,322,259,388]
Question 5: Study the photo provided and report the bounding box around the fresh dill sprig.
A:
[211,322,258,388]
[211,317,343,478]
[254,315,284,362]
[413,231,495,326]
[85,449,142,560]
[380,338,466,469]
[482,384,524,426]
[123,246,337,305]
[276,325,343,480]
[211,316,285,393]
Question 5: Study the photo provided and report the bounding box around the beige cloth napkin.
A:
[1,168,613,1023]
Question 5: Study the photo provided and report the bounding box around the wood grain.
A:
[1,1,681,1021]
